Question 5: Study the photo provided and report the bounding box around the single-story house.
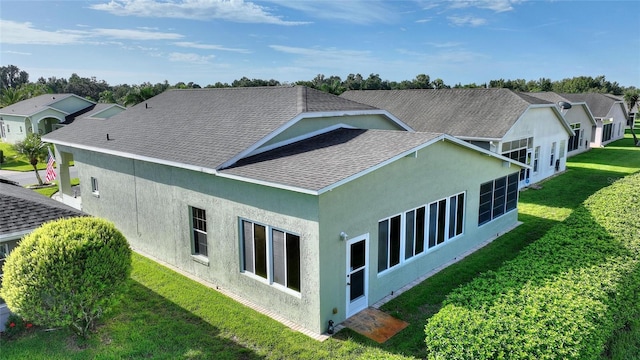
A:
[0,178,84,330]
[525,92,596,156]
[44,86,524,335]
[558,93,628,147]
[0,94,124,144]
[341,88,574,188]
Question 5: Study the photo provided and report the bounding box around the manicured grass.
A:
[0,141,46,171]
[33,178,80,198]
[2,133,639,359]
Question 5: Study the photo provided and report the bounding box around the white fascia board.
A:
[0,230,31,242]
[218,109,414,169]
[215,172,319,196]
[455,136,502,142]
[44,139,218,175]
[315,133,526,195]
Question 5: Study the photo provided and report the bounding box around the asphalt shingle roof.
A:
[341,88,553,139]
[220,128,442,191]
[0,182,84,237]
[558,93,622,118]
[0,94,77,116]
[44,86,379,170]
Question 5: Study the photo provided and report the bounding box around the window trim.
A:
[378,191,466,275]
[190,206,208,260]
[240,218,302,295]
[90,177,100,197]
[478,173,519,227]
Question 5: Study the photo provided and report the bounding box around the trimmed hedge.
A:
[424,173,640,359]
[0,217,132,337]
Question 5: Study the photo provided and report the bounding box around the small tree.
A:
[623,89,639,146]
[0,217,132,337]
[12,133,48,185]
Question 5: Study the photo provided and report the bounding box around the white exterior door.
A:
[346,234,369,317]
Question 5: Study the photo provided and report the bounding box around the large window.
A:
[568,123,582,152]
[502,137,532,181]
[533,146,540,173]
[378,192,465,274]
[478,173,519,226]
[549,142,556,167]
[602,123,613,142]
[191,207,208,257]
[242,220,301,292]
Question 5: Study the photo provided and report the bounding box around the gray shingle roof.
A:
[341,88,553,140]
[558,93,622,118]
[0,94,82,116]
[44,86,380,170]
[220,128,442,191]
[0,182,84,237]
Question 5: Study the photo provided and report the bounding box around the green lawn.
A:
[0,141,47,171]
[2,133,639,359]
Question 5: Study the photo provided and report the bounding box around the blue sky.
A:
[1,0,639,87]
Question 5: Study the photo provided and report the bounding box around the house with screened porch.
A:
[341,88,574,188]
[44,86,523,336]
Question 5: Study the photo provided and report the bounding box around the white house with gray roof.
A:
[44,86,524,336]
[525,92,596,156]
[0,94,124,144]
[341,88,574,188]
[558,93,628,147]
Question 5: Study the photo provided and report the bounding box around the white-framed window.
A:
[478,173,519,226]
[6,124,10,133]
[190,207,208,257]
[378,192,465,274]
[568,123,581,151]
[501,137,533,181]
[90,177,99,196]
[602,123,613,142]
[241,219,301,293]
[533,146,540,173]
[549,142,556,166]
[559,140,566,159]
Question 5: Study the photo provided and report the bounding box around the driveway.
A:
[0,167,78,186]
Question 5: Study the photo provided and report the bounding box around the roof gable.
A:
[0,94,94,117]
[44,86,393,171]
[340,89,553,140]
[558,93,624,118]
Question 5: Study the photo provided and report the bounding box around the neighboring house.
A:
[0,94,124,144]
[558,93,628,147]
[341,89,574,188]
[44,86,524,336]
[525,92,596,156]
[0,178,84,330]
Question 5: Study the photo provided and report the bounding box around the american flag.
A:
[45,147,57,183]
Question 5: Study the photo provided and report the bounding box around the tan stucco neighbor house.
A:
[341,89,574,188]
[0,94,124,144]
[44,86,523,336]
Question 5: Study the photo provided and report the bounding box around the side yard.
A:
[1,133,639,359]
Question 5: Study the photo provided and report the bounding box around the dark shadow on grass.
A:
[101,280,264,360]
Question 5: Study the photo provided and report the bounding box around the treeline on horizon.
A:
[0,64,636,108]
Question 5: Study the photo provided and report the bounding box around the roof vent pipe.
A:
[145,103,148,109]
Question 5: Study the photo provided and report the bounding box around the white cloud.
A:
[428,41,463,48]
[447,0,523,13]
[448,15,487,27]
[269,45,370,61]
[265,0,397,24]
[4,50,32,55]
[0,20,85,45]
[415,18,432,23]
[174,41,251,53]
[168,52,215,64]
[90,0,309,25]
[92,28,184,40]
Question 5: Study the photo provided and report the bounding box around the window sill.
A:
[191,254,209,266]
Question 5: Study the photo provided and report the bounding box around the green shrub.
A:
[2,313,35,339]
[424,173,640,359]
[0,217,132,337]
